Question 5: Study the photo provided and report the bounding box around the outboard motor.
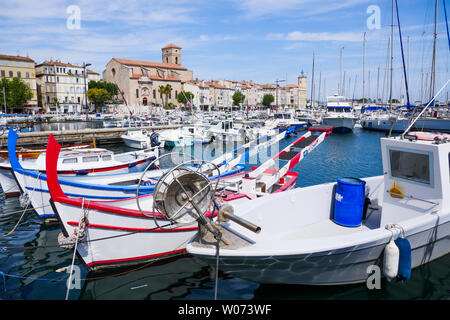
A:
[150,132,161,147]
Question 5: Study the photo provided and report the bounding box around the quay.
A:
[0,125,181,147]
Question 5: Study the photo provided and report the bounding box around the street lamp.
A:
[275,79,285,108]
[83,62,91,118]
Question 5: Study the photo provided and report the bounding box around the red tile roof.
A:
[38,60,83,68]
[162,43,181,49]
[113,58,187,70]
[0,54,34,63]
[130,74,181,82]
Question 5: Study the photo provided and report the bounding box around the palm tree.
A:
[158,84,173,107]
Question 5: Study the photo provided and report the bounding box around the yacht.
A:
[322,94,357,133]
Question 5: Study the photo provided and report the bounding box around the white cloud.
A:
[233,0,371,19]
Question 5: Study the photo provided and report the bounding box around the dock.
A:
[0,125,181,147]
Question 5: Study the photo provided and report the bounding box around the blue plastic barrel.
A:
[332,177,366,227]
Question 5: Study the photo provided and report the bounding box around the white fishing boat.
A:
[9,128,277,218]
[322,94,357,133]
[179,125,213,144]
[186,103,450,285]
[0,139,159,197]
[207,120,247,142]
[158,128,194,147]
[46,129,328,270]
[121,129,163,149]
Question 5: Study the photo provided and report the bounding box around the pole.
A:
[389,0,394,112]
[311,53,315,109]
[363,32,366,104]
[339,47,344,95]
[429,0,438,102]
[376,65,380,104]
[2,86,6,114]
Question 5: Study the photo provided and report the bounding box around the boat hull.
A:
[191,219,449,285]
[322,117,356,133]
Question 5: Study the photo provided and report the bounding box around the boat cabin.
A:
[380,132,450,226]
[35,148,115,168]
[326,94,352,113]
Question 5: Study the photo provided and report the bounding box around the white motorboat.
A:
[186,129,450,285]
[322,94,357,133]
[121,129,163,149]
[158,128,194,147]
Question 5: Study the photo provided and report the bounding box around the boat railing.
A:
[401,79,449,139]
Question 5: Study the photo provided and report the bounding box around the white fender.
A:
[383,239,399,281]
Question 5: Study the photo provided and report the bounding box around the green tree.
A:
[232,91,246,106]
[262,94,274,108]
[158,84,173,107]
[176,91,194,108]
[87,88,110,112]
[0,78,33,112]
[88,80,118,99]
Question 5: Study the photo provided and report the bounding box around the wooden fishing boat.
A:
[0,143,90,159]
[0,131,160,197]
[46,129,329,270]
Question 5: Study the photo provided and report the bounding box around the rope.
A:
[1,173,41,238]
[65,198,87,300]
[214,235,220,301]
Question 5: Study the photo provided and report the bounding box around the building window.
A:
[46,96,50,103]
[111,68,116,77]
[25,62,29,68]
[26,72,29,78]
[8,61,13,66]
[153,89,156,99]
[136,89,139,98]
[77,97,80,103]
[9,71,13,77]
[1,70,4,77]
[175,57,178,64]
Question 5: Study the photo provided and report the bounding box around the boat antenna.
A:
[401,79,450,139]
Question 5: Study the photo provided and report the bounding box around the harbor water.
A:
[0,126,448,300]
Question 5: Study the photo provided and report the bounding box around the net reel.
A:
[136,153,222,234]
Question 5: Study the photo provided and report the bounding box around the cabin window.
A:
[102,155,112,161]
[62,158,78,164]
[82,156,99,163]
[389,149,431,185]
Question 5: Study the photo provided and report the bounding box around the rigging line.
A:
[395,0,411,106]
[443,0,450,51]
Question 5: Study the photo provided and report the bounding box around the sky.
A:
[0,0,449,103]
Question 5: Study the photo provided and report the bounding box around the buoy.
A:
[383,239,399,281]
[395,236,412,281]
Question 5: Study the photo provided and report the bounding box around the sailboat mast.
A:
[311,52,315,109]
[389,0,394,112]
[363,32,366,105]
[339,47,344,95]
[429,0,438,102]
[395,0,411,106]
